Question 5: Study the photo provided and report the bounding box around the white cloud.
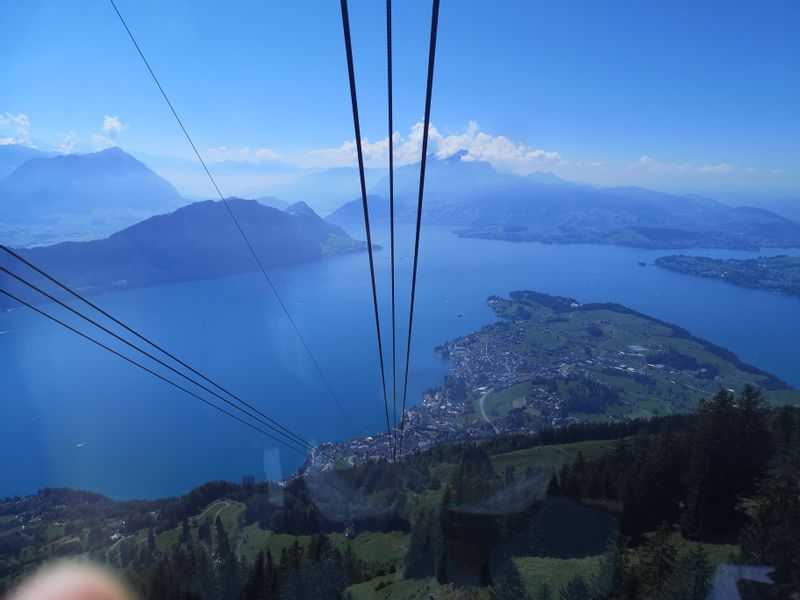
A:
[54,131,77,154]
[102,115,125,139]
[435,120,561,171]
[255,148,280,160]
[304,121,562,173]
[91,115,126,149]
[205,145,282,163]
[770,168,784,174]
[695,163,733,173]
[0,112,31,145]
[631,155,735,174]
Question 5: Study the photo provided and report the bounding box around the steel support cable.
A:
[1,265,313,453]
[109,0,355,436]
[398,0,440,457]
[339,0,392,449]
[0,246,314,450]
[386,0,398,460]
[0,289,316,459]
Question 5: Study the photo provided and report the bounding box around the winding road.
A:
[478,389,500,434]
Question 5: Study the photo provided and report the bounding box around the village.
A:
[305,290,781,472]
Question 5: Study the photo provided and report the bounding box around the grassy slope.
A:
[2,434,748,598]
[483,296,800,423]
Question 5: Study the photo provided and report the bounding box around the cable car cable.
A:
[398,0,440,456]
[339,0,393,451]
[1,265,313,452]
[386,0,398,460]
[1,247,317,448]
[108,0,355,436]
[0,289,318,460]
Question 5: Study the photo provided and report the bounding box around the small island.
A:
[655,254,800,298]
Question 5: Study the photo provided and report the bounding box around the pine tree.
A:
[660,545,711,600]
[215,515,229,551]
[639,523,676,597]
[546,472,561,496]
[240,551,265,600]
[609,539,640,600]
[680,390,740,537]
[405,505,440,579]
[493,560,528,599]
[181,518,191,545]
[341,544,361,584]
[198,519,212,545]
[736,385,771,493]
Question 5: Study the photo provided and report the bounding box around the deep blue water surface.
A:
[2,225,799,498]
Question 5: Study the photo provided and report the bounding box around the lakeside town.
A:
[305,290,799,472]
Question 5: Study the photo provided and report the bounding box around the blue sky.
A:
[1,0,798,195]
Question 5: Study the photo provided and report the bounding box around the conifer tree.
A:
[639,523,676,597]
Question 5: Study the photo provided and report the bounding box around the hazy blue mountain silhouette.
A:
[735,196,800,224]
[0,147,184,220]
[256,196,290,210]
[0,144,55,178]
[6,199,363,295]
[327,154,800,249]
[265,166,383,215]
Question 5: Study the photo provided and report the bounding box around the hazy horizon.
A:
[2,0,799,199]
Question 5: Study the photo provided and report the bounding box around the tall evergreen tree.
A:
[493,560,528,599]
[660,545,711,600]
[638,523,676,597]
[181,518,191,545]
[240,551,265,600]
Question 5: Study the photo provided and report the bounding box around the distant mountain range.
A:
[256,196,290,210]
[2,199,365,299]
[263,166,384,215]
[0,144,55,178]
[328,152,800,250]
[0,147,380,246]
[0,147,186,247]
[3,144,798,252]
[737,196,800,224]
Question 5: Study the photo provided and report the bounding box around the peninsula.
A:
[307,290,799,470]
[655,254,800,298]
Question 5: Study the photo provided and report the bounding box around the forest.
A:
[1,386,798,599]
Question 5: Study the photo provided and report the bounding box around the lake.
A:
[2,224,799,498]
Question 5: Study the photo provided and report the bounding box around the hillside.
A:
[0,147,186,247]
[327,154,800,250]
[309,290,799,470]
[1,198,365,298]
[2,394,798,599]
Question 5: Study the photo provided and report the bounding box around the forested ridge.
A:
[1,386,798,599]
